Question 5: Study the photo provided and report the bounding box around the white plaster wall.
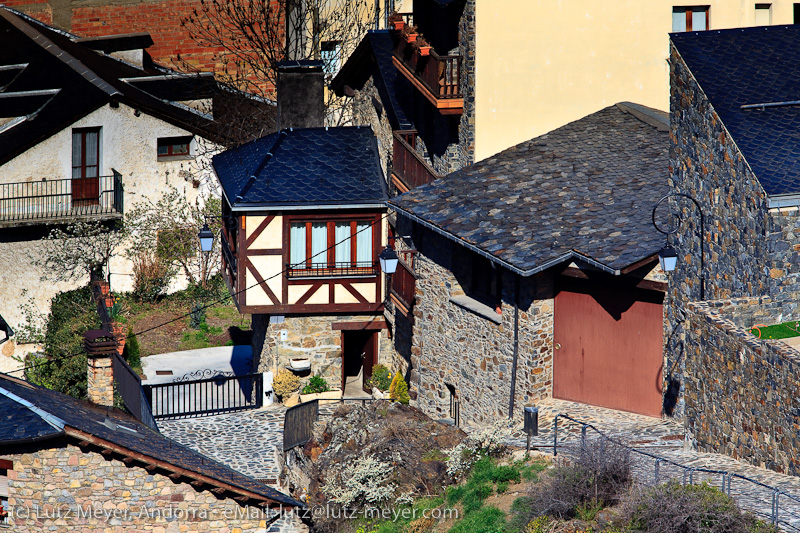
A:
[0,102,220,370]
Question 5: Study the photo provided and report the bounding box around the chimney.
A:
[276,60,324,130]
[84,329,117,407]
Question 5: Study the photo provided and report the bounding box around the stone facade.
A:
[394,225,553,425]
[1,443,296,532]
[252,313,392,391]
[685,297,800,474]
[669,43,800,418]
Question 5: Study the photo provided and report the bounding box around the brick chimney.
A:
[84,329,117,407]
[276,60,324,130]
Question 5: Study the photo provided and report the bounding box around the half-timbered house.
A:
[213,123,390,394]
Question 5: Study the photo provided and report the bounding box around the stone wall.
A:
[351,79,394,178]
[403,229,553,425]
[251,313,391,391]
[685,298,800,474]
[669,43,800,417]
[1,442,296,532]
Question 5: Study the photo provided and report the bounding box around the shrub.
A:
[508,438,631,527]
[394,375,410,404]
[321,455,396,508]
[389,371,401,399]
[302,374,330,394]
[273,369,300,399]
[369,364,392,391]
[122,327,141,372]
[448,505,504,533]
[623,481,779,533]
[131,251,173,302]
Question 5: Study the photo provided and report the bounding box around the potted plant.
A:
[402,24,419,44]
[273,369,301,406]
[388,11,405,31]
[414,35,432,57]
[108,299,126,353]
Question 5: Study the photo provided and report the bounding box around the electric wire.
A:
[7,213,391,377]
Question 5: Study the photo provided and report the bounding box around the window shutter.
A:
[0,473,8,497]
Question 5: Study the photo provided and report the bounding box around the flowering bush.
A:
[321,455,396,508]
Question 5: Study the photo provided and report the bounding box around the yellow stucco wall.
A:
[474,0,795,161]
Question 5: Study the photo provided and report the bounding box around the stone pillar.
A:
[84,329,117,407]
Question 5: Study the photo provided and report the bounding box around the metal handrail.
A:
[553,413,800,529]
[285,261,378,279]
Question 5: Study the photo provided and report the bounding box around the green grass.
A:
[750,321,800,339]
[448,505,505,533]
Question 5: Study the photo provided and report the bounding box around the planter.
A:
[419,46,432,57]
[406,33,418,44]
[393,20,405,30]
[290,357,310,371]
[283,392,300,408]
[300,390,342,404]
[111,321,126,355]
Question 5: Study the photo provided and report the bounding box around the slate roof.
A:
[0,7,220,166]
[671,25,800,197]
[391,103,669,275]
[330,31,413,130]
[213,126,388,209]
[0,373,303,508]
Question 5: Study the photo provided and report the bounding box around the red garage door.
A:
[553,278,664,417]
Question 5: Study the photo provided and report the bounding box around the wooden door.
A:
[71,128,101,206]
[362,331,378,393]
[553,279,664,417]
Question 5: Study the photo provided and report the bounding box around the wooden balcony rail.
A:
[390,259,416,314]
[392,130,440,191]
[286,261,378,279]
[392,35,463,113]
[0,171,123,223]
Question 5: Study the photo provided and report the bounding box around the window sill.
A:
[157,154,194,162]
[449,295,502,324]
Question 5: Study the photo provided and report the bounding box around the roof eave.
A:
[391,204,648,277]
[230,202,388,212]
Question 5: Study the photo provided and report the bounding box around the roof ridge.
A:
[0,8,121,98]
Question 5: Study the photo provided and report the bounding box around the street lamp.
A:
[378,246,399,274]
[652,193,705,300]
[198,223,214,253]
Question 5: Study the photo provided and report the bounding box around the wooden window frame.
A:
[157,136,192,159]
[673,6,710,31]
[287,214,380,278]
[72,127,101,179]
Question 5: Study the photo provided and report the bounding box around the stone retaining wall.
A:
[2,443,291,532]
[685,298,800,475]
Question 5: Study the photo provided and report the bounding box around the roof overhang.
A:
[391,203,658,277]
[229,202,387,212]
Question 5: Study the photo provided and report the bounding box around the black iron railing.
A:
[286,261,378,279]
[283,399,319,451]
[112,352,158,431]
[143,372,263,419]
[0,170,124,222]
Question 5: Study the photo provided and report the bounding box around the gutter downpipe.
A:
[508,275,520,418]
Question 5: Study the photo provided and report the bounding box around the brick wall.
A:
[1,443,288,531]
[5,0,276,95]
[685,298,800,474]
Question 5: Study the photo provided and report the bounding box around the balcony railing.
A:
[392,130,440,191]
[286,261,378,279]
[390,259,416,315]
[393,34,463,113]
[0,171,123,224]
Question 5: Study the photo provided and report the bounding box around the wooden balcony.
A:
[392,33,463,114]
[392,130,440,192]
[390,258,417,318]
[0,171,124,228]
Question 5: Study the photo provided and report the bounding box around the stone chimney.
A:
[84,329,117,407]
[276,60,324,130]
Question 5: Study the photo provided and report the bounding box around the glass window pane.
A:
[672,8,687,32]
[72,132,82,177]
[85,131,98,166]
[158,143,168,156]
[311,222,327,267]
[356,222,372,264]
[334,222,351,265]
[290,223,306,268]
[692,8,706,31]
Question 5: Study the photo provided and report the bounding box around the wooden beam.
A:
[331,320,387,331]
[620,254,659,275]
[560,267,667,293]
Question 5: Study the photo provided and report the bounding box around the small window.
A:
[755,3,772,25]
[321,40,342,77]
[288,219,376,277]
[157,136,192,159]
[672,6,709,32]
[0,459,11,525]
